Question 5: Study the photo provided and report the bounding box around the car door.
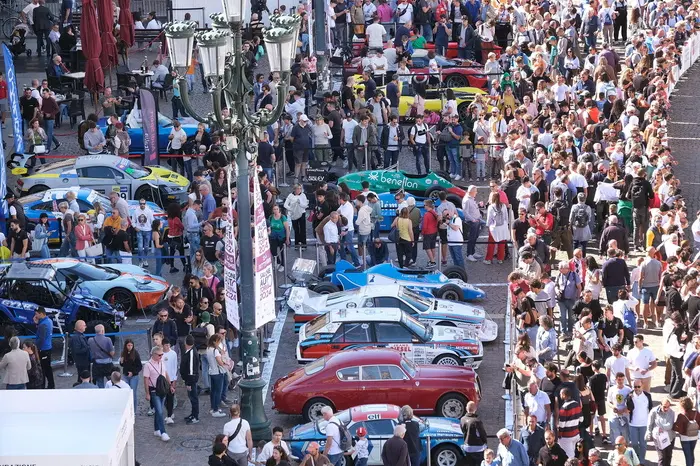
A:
[361,363,412,408]
[76,166,126,199]
[362,419,396,465]
[373,322,416,361]
[333,366,363,410]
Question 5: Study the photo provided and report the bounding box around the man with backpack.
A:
[628,168,654,252]
[570,193,593,255]
[548,187,573,259]
[192,311,215,394]
[322,406,352,466]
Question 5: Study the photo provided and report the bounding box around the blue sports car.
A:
[313,260,486,302]
[377,193,482,232]
[18,187,166,245]
[289,404,466,466]
[99,109,200,153]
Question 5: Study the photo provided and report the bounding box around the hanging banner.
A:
[139,89,159,165]
[2,43,24,156]
[224,167,240,329]
[253,172,276,328]
[0,118,6,233]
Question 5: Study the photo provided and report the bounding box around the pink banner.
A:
[224,168,240,329]
[253,173,276,328]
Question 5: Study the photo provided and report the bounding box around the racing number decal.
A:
[112,186,128,200]
[366,413,381,420]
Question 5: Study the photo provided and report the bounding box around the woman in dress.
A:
[22,341,43,389]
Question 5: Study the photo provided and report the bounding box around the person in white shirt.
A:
[355,195,373,259]
[131,199,155,267]
[223,405,253,466]
[362,0,377,23]
[145,11,161,29]
[322,212,341,264]
[605,343,631,386]
[365,16,387,49]
[627,382,651,462]
[370,50,389,85]
[447,211,464,267]
[607,372,632,442]
[337,193,361,266]
[161,339,179,424]
[523,381,551,425]
[626,334,657,392]
[257,427,292,464]
[106,370,132,389]
[321,406,344,465]
[551,75,571,103]
[21,0,39,25]
[691,210,700,251]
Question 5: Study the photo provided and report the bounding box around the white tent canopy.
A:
[0,389,135,466]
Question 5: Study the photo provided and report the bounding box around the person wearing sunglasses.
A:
[151,309,178,348]
[626,381,652,462]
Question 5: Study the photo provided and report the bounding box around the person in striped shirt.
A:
[557,387,583,458]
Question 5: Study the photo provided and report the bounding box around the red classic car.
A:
[272,348,481,422]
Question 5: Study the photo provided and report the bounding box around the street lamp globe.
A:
[264,26,299,73]
[210,12,234,57]
[221,0,250,23]
[196,29,230,78]
[164,21,197,69]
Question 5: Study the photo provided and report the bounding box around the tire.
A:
[2,17,20,40]
[28,184,50,194]
[318,265,336,277]
[433,355,463,367]
[313,282,341,295]
[445,74,468,88]
[135,186,157,204]
[436,393,468,418]
[434,283,464,301]
[432,444,462,466]
[425,186,446,200]
[103,287,138,315]
[441,265,468,282]
[302,397,334,422]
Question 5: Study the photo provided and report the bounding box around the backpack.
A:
[622,303,637,334]
[150,362,169,397]
[191,325,209,350]
[685,416,699,438]
[550,199,571,229]
[573,205,589,229]
[330,421,354,451]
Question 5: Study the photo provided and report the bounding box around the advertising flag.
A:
[139,89,159,165]
[224,167,240,329]
[2,43,24,156]
[253,172,276,328]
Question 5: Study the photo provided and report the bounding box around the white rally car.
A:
[288,284,498,342]
[296,307,484,369]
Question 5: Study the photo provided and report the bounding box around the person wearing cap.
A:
[289,114,313,182]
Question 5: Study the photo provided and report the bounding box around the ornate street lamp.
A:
[164,10,301,441]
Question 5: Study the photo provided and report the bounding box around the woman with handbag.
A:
[24,118,47,162]
[33,213,53,259]
[74,213,95,263]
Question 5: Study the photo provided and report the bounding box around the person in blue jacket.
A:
[34,306,54,389]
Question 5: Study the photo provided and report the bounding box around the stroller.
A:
[8,23,31,57]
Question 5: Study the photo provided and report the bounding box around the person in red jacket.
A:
[421,199,439,267]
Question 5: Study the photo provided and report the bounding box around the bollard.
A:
[279,147,289,187]
[428,140,432,173]
[426,435,432,466]
[436,240,441,272]
[364,146,369,170]
[282,244,289,286]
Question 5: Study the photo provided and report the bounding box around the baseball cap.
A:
[299,114,309,122]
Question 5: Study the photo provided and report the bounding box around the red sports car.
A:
[272,348,481,422]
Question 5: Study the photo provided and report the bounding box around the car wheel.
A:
[103,287,138,315]
[445,74,468,88]
[337,455,354,466]
[312,282,341,295]
[303,397,335,422]
[434,283,464,301]
[457,103,470,121]
[433,355,462,367]
[135,186,157,204]
[318,265,337,277]
[425,186,446,200]
[442,265,468,282]
[437,393,468,418]
[28,184,50,194]
[432,444,462,466]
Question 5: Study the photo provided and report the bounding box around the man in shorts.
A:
[422,199,439,267]
[638,247,662,328]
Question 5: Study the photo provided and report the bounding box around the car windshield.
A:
[116,159,151,179]
[304,357,326,376]
[305,313,330,335]
[398,287,433,313]
[64,263,120,281]
[17,193,44,205]
[400,357,417,378]
[401,312,431,341]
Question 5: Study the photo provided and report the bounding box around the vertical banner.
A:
[139,89,159,165]
[224,167,240,329]
[252,173,276,328]
[0,119,6,233]
[2,43,24,156]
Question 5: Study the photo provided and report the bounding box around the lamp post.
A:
[165,5,300,441]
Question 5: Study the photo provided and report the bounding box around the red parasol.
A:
[79,0,104,93]
[118,0,135,48]
[97,0,119,68]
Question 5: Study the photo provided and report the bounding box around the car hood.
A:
[433,301,487,323]
[141,166,190,188]
[430,324,468,341]
[70,293,123,319]
[105,264,168,284]
[286,287,328,314]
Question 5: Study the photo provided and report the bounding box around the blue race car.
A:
[18,187,166,246]
[289,404,466,466]
[313,260,486,302]
[0,262,123,335]
[99,109,200,153]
